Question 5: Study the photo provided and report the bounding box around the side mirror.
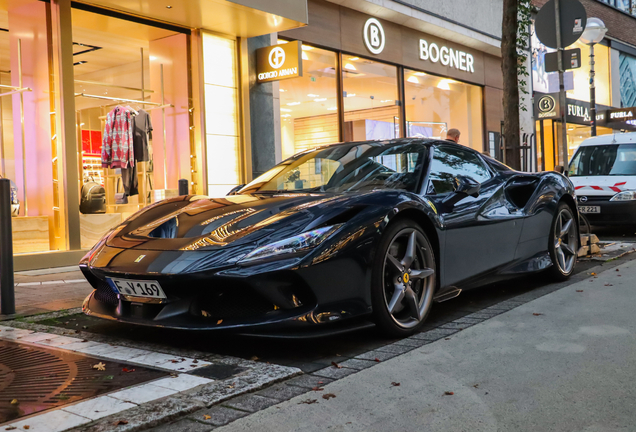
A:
[441,175,481,212]
[554,165,565,174]
[227,184,246,196]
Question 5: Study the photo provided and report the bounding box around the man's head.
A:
[447,128,461,143]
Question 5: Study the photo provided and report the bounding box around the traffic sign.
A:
[545,48,581,72]
[535,0,587,49]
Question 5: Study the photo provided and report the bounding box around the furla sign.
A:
[419,39,475,73]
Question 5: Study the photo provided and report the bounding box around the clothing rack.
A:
[74,93,170,107]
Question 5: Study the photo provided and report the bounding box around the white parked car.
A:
[568,132,636,226]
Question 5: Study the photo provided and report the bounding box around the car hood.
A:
[106,193,363,251]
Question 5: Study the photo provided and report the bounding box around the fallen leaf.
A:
[591,272,597,276]
[532,313,543,316]
[322,393,337,400]
[5,427,17,430]
[444,391,454,396]
[616,268,620,271]
[113,420,128,426]
[299,399,318,404]
[217,319,223,325]
[203,415,211,420]
[311,387,324,391]
[605,284,613,286]
[618,275,622,277]
[576,290,584,293]
[473,384,479,388]
[93,362,106,371]
[331,361,342,369]
[250,356,259,361]
[122,368,135,373]
[445,337,451,340]
[23,427,29,430]
[391,382,400,387]
[192,359,199,364]
[10,399,18,405]
[374,358,381,362]
[201,310,210,317]
[82,326,88,329]
[170,360,180,363]
[318,381,324,384]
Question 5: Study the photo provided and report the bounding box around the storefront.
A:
[272,0,505,161]
[0,0,307,270]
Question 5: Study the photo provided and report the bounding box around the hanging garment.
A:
[132,109,153,162]
[101,106,135,169]
[121,163,139,197]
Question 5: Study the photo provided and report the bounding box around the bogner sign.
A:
[256,41,303,83]
[362,18,475,74]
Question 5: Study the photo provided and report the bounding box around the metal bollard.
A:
[178,179,189,196]
[0,179,15,315]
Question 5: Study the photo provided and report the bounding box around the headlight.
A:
[610,191,636,201]
[238,224,342,265]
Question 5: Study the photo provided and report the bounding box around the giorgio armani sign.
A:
[256,41,303,84]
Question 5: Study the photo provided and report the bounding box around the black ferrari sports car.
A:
[80,139,579,337]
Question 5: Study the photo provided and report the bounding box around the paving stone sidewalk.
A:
[4,267,91,318]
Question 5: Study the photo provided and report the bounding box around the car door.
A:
[425,145,522,286]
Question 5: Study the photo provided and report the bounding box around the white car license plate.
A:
[579,206,601,214]
[109,278,167,299]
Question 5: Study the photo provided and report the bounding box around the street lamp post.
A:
[580,18,607,137]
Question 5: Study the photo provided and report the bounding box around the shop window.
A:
[279,43,339,160]
[0,1,62,253]
[404,69,483,151]
[203,33,240,197]
[342,57,400,141]
[619,52,636,107]
[72,7,191,249]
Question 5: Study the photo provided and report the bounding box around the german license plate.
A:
[579,206,600,214]
[109,278,167,299]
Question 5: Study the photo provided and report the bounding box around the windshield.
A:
[569,144,636,176]
[239,142,428,194]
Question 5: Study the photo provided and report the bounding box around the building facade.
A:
[532,0,636,170]
[2,0,511,270]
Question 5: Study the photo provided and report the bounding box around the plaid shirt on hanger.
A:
[101,106,134,169]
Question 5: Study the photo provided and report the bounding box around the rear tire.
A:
[547,202,578,281]
[371,220,436,338]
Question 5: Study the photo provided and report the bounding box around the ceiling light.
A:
[307,94,319,98]
[568,127,574,131]
[301,45,314,51]
[287,102,301,106]
[344,63,357,71]
[437,80,451,90]
[407,76,419,84]
[282,114,291,117]
[314,98,327,102]
[302,52,309,61]
[149,55,157,61]
[281,108,292,112]
[347,93,356,97]
[327,107,337,110]
[279,89,286,92]
[414,72,427,76]
[348,57,359,61]
[166,5,172,8]
[380,100,394,103]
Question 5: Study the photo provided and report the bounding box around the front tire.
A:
[547,202,578,280]
[371,220,436,337]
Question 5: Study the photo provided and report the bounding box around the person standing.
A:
[446,128,461,143]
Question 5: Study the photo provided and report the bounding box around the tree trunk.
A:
[501,0,521,170]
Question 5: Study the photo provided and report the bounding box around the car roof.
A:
[579,132,636,147]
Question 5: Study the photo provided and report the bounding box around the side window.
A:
[427,146,492,195]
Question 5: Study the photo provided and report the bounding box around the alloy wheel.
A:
[382,229,435,329]
[554,208,577,274]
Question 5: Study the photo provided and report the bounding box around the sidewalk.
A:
[212,261,636,432]
[7,267,91,318]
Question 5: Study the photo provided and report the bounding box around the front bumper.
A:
[578,197,636,226]
[80,247,372,332]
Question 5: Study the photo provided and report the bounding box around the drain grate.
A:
[0,340,167,424]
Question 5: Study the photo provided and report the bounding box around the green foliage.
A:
[517,0,532,112]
